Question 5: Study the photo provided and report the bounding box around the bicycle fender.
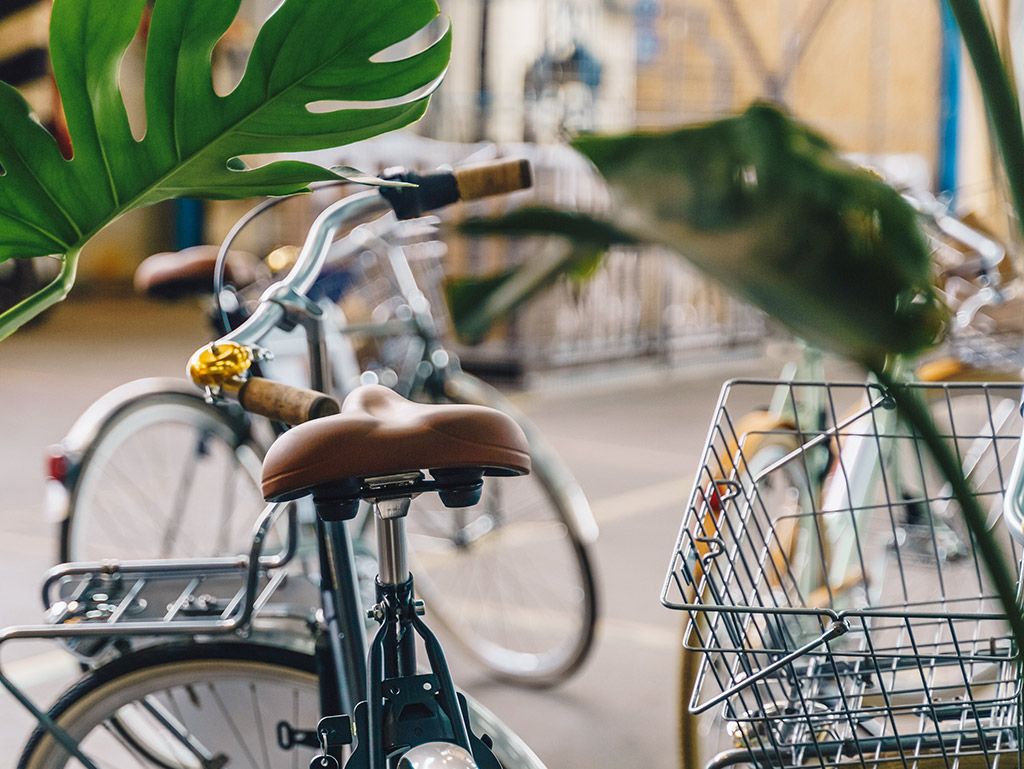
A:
[460,691,548,769]
[50,378,251,520]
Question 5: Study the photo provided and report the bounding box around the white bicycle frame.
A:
[1001,410,1024,545]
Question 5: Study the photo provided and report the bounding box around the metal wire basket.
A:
[663,379,1024,769]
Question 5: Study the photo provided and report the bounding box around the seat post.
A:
[375,496,411,585]
[369,491,418,682]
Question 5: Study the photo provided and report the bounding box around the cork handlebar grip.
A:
[453,159,533,202]
[238,378,340,425]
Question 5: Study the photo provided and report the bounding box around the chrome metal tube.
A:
[376,516,409,585]
[1003,420,1024,545]
[903,190,1006,279]
[220,190,390,349]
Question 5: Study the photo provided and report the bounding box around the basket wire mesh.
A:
[663,380,1024,769]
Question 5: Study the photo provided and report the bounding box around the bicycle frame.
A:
[0,303,492,768]
[237,293,496,767]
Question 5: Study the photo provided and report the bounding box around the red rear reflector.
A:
[705,481,731,514]
[46,446,69,483]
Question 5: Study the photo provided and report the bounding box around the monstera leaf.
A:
[0,0,450,338]
[455,104,946,369]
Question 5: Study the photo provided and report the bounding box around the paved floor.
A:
[0,295,792,768]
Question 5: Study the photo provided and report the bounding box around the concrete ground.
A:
[0,295,792,768]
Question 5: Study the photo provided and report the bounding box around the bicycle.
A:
[46,168,599,686]
[673,191,1024,769]
[7,161,553,768]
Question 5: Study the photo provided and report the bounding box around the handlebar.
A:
[903,190,1006,287]
[220,189,388,350]
[379,159,532,219]
[189,158,533,406]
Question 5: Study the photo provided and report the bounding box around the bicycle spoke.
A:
[69,404,263,561]
[207,683,262,768]
[163,442,204,557]
[139,695,220,766]
[249,683,272,769]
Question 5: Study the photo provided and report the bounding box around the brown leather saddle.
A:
[261,385,530,505]
[134,246,256,300]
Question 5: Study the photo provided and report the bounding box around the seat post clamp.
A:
[376,497,412,520]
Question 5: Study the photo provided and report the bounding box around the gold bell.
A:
[187,341,253,390]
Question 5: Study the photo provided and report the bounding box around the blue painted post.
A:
[175,198,205,249]
[938,0,962,201]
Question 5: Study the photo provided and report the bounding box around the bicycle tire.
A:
[17,642,324,769]
[677,415,813,769]
[18,642,547,769]
[60,390,266,562]
[406,372,599,687]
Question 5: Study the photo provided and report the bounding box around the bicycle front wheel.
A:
[405,373,599,687]
[678,414,815,769]
[61,389,266,562]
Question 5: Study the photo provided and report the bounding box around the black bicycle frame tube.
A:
[301,311,332,395]
[302,309,368,718]
[376,578,417,679]
[367,574,478,769]
[318,517,369,716]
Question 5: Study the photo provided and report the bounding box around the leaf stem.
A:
[946,0,1024,236]
[0,249,80,340]
[872,366,1024,660]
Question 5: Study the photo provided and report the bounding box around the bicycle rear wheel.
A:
[18,642,548,769]
[60,390,266,562]
[18,643,323,769]
[406,373,598,687]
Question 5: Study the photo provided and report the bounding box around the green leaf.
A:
[446,244,610,345]
[460,206,640,247]
[456,105,948,367]
[573,104,948,368]
[0,0,450,337]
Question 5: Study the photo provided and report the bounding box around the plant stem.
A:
[946,0,1024,237]
[873,366,1024,659]
[0,250,79,340]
